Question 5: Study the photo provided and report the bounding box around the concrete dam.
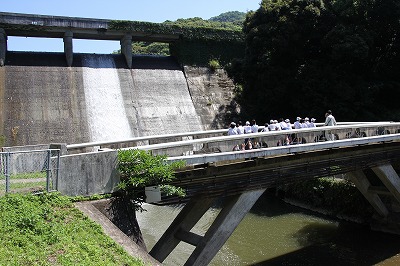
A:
[0,52,234,147]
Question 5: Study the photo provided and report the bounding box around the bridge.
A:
[0,12,180,68]
[3,122,400,265]
[63,122,400,265]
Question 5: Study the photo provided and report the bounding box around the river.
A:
[136,192,400,265]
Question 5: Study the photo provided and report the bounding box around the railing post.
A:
[46,149,51,192]
[55,149,60,191]
[5,152,10,193]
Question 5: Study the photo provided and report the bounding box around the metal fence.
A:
[0,149,60,196]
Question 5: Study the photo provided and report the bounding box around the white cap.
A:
[311,118,316,122]
[305,117,309,121]
[246,121,250,125]
[296,117,301,121]
[285,119,290,123]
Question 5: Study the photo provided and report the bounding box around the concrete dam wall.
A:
[0,52,217,147]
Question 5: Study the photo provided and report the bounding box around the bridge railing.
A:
[66,122,397,155]
[126,122,400,156]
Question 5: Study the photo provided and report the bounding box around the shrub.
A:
[117,149,185,210]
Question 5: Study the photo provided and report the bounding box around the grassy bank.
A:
[0,193,144,266]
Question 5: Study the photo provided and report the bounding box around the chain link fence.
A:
[0,149,60,196]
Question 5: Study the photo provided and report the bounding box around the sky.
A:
[1,0,261,53]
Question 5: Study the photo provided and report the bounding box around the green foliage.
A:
[208,59,221,71]
[109,19,243,42]
[280,177,374,220]
[0,135,5,148]
[232,0,400,122]
[117,149,185,209]
[209,11,246,25]
[0,193,143,265]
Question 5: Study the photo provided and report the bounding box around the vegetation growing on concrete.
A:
[117,149,185,210]
[0,193,144,265]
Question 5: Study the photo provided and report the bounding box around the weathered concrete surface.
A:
[1,52,236,147]
[184,66,239,130]
[58,149,119,196]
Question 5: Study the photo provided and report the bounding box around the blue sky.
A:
[2,0,261,53]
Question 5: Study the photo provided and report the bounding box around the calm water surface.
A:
[136,194,400,265]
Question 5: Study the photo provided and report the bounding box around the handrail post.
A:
[5,152,10,193]
[46,149,51,192]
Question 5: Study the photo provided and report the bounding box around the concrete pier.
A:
[121,35,132,68]
[63,31,73,66]
[0,28,6,66]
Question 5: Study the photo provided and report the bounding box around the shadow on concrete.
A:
[5,51,181,70]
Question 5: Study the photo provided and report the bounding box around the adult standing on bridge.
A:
[324,110,337,141]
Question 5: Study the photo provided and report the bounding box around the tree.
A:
[232,0,400,122]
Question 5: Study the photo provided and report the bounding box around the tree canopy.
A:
[229,0,400,122]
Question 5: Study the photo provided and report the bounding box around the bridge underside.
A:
[150,142,400,265]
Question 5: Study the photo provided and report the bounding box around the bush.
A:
[208,59,220,71]
[117,149,185,210]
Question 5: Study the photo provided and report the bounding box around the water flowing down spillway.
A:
[131,67,203,136]
[82,55,133,142]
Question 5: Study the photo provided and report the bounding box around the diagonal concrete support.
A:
[120,35,132,68]
[150,189,265,266]
[372,164,400,204]
[63,31,73,67]
[184,189,266,266]
[149,196,216,263]
[0,28,7,66]
[348,170,389,217]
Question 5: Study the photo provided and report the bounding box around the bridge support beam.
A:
[348,170,389,217]
[63,31,73,67]
[150,189,266,266]
[120,35,132,68]
[0,28,7,66]
[372,164,400,204]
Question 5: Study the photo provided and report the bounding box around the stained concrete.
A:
[1,52,236,147]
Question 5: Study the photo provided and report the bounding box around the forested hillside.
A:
[228,0,400,122]
[125,11,245,56]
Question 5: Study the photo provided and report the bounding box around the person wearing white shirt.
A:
[237,121,245,134]
[227,122,238,135]
[251,119,259,133]
[324,110,337,140]
[244,121,252,134]
[268,120,277,131]
[309,118,316,128]
[294,117,302,129]
[285,119,292,130]
[304,117,310,127]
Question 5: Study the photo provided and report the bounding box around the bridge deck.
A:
[162,141,400,203]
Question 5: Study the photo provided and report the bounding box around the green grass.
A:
[10,171,47,179]
[0,193,144,266]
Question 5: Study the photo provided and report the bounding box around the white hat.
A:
[311,118,316,122]
[296,117,301,121]
[285,119,290,123]
[305,117,309,121]
[245,121,250,125]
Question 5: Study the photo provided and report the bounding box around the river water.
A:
[136,192,400,265]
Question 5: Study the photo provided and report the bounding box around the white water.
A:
[82,55,133,142]
[131,69,203,136]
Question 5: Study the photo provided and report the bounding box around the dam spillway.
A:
[0,52,204,146]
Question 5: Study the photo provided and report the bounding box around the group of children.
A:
[227,117,318,150]
[228,117,317,136]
